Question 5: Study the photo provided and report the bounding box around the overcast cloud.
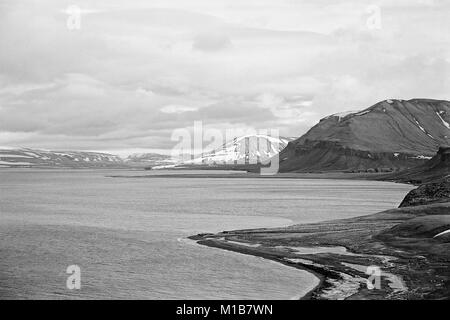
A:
[0,0,449,153]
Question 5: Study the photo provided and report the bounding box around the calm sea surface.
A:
[0,169,413,299]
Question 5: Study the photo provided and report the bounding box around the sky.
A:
[0,0,449,155]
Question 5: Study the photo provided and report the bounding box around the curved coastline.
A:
[189,177,450,300]
[178,236,321,300]
[188,233,328,300]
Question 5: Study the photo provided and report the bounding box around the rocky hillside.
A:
[399,176,450,208]
[279,99,450,173]
[0,148,125,168]
[379,175,450,244]
[381,146,450,184]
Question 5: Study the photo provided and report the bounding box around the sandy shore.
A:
[190,202,450,300]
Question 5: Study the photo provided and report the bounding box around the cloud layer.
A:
[0,0,448,152]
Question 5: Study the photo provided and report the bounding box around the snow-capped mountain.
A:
[125,153,176,167]
[279,99,450,172]
[0,148,124,168]
[181,135,294,166]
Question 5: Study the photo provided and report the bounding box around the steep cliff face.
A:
[279,99,450,172]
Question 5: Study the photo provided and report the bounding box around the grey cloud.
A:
[192,33,232,52]
[0,0,448,151]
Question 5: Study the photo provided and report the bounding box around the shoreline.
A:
[109,171,393,181]
[189,200,450,300]
[188,234,328,300]
[179,236,321,300]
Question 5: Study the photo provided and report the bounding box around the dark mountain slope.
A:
[380,146,450,184]
[279,99,450,172]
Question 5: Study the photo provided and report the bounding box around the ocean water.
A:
[0,169,413,299]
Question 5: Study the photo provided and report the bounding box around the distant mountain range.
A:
[279,99,450,173]
[0,148,124,168]
[0,148,178,169]
[0,134,291,169]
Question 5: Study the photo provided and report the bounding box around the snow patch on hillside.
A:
[434,229,450,238]
[413,118,426,133]
[326,110,359,120]
[355,110,371,116]
[413,155,433,160]
[0,161,34,166]
[323,108,374,121]
[436,111,450,129]
[412,117,435,139]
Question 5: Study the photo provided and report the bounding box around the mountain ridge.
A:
[0,148,125,168]
[279,98,450,173]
